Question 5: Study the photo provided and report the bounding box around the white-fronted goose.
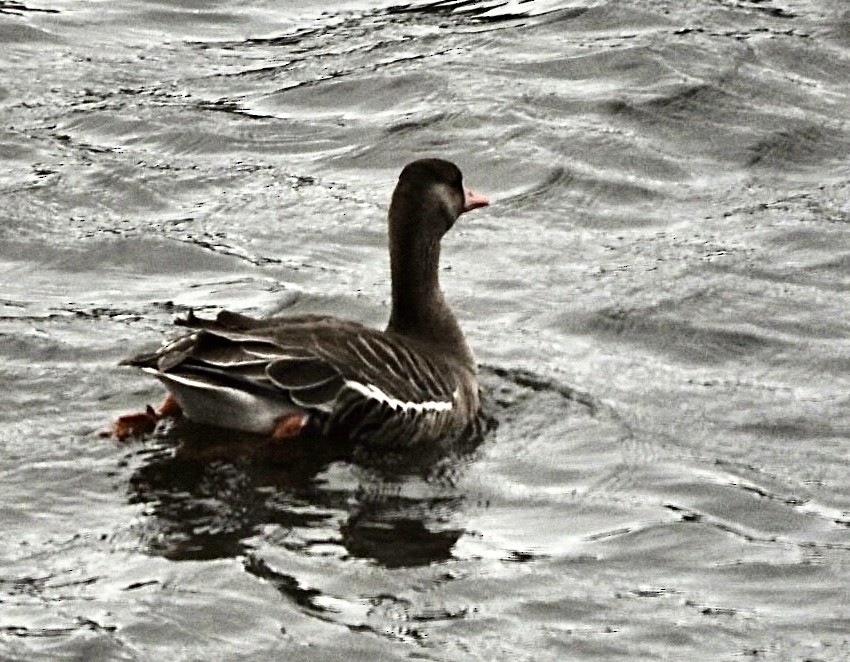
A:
[113,158,490,447]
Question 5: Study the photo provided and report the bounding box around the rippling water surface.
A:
[2,0,849,659]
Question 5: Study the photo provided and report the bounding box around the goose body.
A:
[120,158,489,447]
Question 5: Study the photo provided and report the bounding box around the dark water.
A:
[2,0,849,659]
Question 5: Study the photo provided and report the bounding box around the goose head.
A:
[389,158,489,243]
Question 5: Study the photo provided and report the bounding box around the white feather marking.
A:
[142,367,220,390]
[344,379,454,413]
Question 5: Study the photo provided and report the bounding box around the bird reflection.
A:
[126,421,483,567]
[340,511,463,569]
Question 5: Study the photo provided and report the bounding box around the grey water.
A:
[2,0,849,659]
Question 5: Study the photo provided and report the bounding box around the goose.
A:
[112,158,490,447]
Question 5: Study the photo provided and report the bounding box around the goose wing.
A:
[124,311,461,437]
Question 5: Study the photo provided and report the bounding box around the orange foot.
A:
[271,412,308,441]
[107,394,183,441]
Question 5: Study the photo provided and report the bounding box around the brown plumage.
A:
[117,158,490,447]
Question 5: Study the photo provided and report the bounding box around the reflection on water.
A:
[127,421,479,567]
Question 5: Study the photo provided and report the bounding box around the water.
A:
[2,0,849,659]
